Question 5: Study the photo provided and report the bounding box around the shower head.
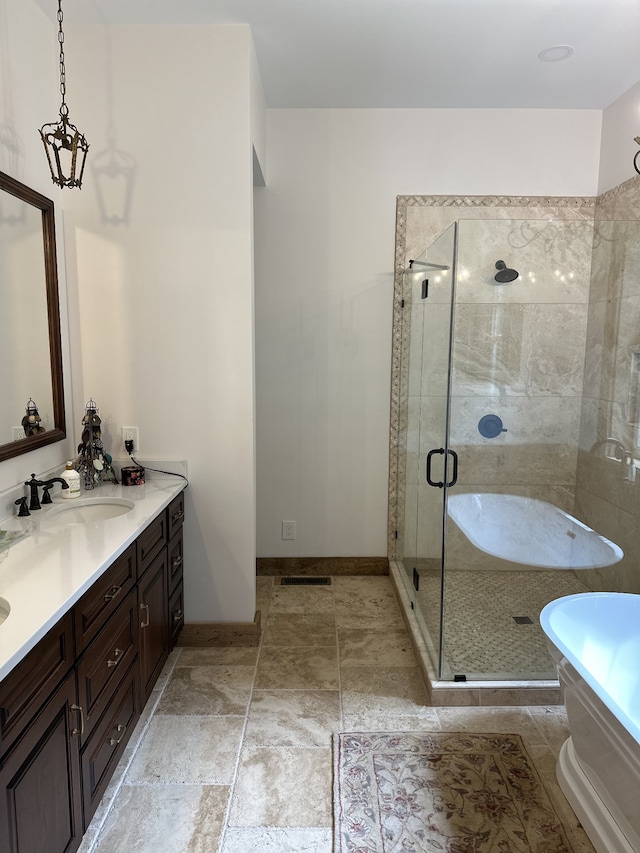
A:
[494,260,519,283]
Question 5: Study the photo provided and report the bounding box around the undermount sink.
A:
[45,497,135,525]
[0,597,10,625]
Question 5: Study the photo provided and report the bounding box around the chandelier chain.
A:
[57,0,68,116]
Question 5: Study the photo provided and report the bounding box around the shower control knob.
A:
[478,414,507,439]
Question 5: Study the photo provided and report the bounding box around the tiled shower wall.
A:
[389,195,596,565]
[576,176,640,594]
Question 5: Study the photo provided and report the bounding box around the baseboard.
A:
[256,557,388,576]
[178,610,261,647]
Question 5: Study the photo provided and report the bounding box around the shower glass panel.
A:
[439,217,593,681]
[399,224,456,675]
[400,217,596,683]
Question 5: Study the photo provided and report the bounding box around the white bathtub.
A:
[540,592,640,853]
[447,493,623,569]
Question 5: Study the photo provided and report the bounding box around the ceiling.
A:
[35,0,640,110]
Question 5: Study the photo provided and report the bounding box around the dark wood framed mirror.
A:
[0,170,65,462]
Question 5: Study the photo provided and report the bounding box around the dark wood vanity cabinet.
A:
[0,490,185,852]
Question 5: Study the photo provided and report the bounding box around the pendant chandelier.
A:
[39,0,89,189]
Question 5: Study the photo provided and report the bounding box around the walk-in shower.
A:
[393,215,628,687]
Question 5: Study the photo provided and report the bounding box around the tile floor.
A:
[78,575,596,853]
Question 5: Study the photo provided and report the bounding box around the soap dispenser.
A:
[61,461,81,499]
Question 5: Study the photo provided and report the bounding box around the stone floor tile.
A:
[342,712,441,732]
[262,612,337,647]
[255,646,339,689]
[244,689,341,747]
[177,646,259,666]
[340,665,429,715]
[269,585,335,614]
[221,826,333,852]
[125,715,244,784]
[338,627,417,667]
[229,746,332,827]
[156,664,255,715]
[92,784,229,853]
[434,705,541,738]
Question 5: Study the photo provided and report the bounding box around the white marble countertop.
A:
[0,477,187,681]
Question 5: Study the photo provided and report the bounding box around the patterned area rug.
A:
[334,731,574,852]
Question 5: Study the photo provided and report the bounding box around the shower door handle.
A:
[446,449,458,487]
[426,448,445,488]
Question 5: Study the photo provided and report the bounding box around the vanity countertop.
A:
[0,477,186,681]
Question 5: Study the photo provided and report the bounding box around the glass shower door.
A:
[439,217,593,681]
[401,224,457,675]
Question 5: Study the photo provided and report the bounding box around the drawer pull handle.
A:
[107,648,124,667]
[140,602,150,628]
[171,510,185,523]
[108,723,127,747]
[71,704,85,737]
[104,585,122,602]
[172,556,183,569]
[173,609,184,623]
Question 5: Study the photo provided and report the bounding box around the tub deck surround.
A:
[541,593,640,853]
[0,476,187,681]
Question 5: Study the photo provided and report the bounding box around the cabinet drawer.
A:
[168,582,184,651]
[167,492,185,541]
[168,528,184,595]
[80,661,140,828]
[76,589,138,745]
[137,513,167,578]
[74,544,136,654]
[0,612,74,758]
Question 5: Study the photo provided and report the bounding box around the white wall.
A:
[60,24,260,623]
[254,108,602,557]
[0,0,76,494]
[599,81,640,194]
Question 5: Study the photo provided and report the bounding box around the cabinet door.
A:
[138,549,169,702]
[168,582,184,651]
[168,527,184,595]
[136,512,167,578]
[0,669,82,853]
[167,491,185,541]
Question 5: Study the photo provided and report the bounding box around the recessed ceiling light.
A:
[538,45,575,62]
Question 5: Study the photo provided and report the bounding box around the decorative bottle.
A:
[61,461,81,499]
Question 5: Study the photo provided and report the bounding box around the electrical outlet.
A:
[282,520,296,540]
[122,426,139,453]
[12,427,25,441]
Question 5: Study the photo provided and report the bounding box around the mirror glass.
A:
[0,171,65,462]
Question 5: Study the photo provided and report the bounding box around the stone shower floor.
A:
[413,564,590,680]
[78,575,595,853]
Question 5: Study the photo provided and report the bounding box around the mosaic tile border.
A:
[594,174,640,220]
[387,193,597,559]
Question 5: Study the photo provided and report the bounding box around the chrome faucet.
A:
[590,437,637,483]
